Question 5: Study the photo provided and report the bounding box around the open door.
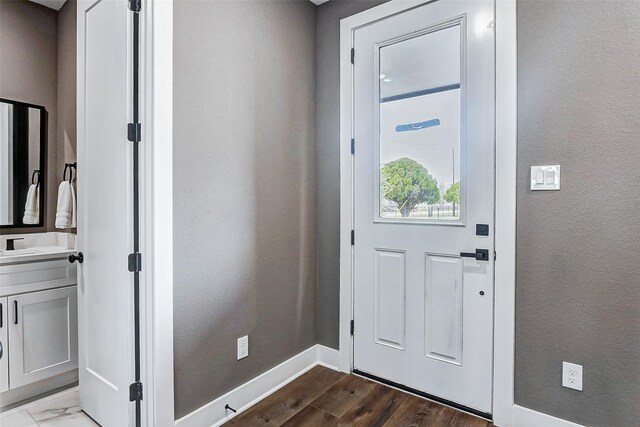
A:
[76,0,139,425]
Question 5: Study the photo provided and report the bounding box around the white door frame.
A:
[339,0,517,425]
[140,0,174,426]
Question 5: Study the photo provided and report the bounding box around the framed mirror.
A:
[0,98,46,228]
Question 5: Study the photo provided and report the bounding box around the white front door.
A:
[352,0,495,414]
[77,0,133,425]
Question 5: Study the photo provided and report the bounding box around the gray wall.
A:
[56,0,77,196]
[0,0,58,232]
[315,0,388,349]
[515,1,640,425]
[173,0,317,419]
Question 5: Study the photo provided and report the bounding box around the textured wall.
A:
[315,0,388,350]
[56,0,76,197]
[173,0,317,419]
[0,0,58,232]
[515,1,640,425]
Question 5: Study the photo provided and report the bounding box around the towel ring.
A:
[63,162,77,184]
[31,170,40,186]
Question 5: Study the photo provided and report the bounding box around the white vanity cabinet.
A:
[0,239,79,404]
[0,297,8,393]
[8,286,78,389]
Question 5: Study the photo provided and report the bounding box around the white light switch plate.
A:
[237,336,248,360]
[562,361,583,391]
[530,165,560,190]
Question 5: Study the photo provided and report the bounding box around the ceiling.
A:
[310,0,330,5]
[30,0,67,11]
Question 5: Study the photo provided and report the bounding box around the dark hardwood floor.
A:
[224,366,494,426]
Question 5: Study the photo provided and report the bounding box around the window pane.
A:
[379,25,461,221]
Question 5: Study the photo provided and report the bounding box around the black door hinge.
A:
[351,138,355,155]
[351,48,355,64]
[351,230,355,246]
[128,0,141,12]
[494,251,497,261]
[129,381,143,402]
[127,123,141,143]
[128,252,142,272]
[350,320,354,335]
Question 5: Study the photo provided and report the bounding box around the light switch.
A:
[530,165,560,191]
[544,170,555,184]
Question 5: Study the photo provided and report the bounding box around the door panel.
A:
[77,0,132,425]
[353,0,495,413]
[8,287,78,389]
[374,249,406,349]
[424,254,463,365]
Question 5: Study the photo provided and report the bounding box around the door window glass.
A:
[378,24,462,221]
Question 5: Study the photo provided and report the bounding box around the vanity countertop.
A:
[0,246,76,265]
[0,232,76,265]
[0,233,77,296]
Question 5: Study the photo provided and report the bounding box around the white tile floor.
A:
[0,388,98,427]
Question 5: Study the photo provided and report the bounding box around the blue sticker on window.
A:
[395,119,440,132]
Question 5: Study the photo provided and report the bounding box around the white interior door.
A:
[352,0,495,414]
[77,0,133,425]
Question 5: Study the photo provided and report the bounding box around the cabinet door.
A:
[8,287,78,389]
[0,297,7,392]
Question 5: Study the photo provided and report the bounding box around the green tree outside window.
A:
[381,157,440,217]
[443,181,460,216]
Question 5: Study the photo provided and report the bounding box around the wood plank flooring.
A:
[224,366,494,427]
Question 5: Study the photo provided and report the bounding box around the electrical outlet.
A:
[562,362,583,391]
[237,336,249,360]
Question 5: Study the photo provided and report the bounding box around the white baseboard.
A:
[175,345,341,427]
[316,344,340,370]
[506,405,584,427]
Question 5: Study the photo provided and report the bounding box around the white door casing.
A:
[351,0,495,414]
[77,0,134,425]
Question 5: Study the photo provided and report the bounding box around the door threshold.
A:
[352,369,493,421]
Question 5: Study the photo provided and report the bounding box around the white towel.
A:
[22,184,39,224]
[55,181,76,229]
